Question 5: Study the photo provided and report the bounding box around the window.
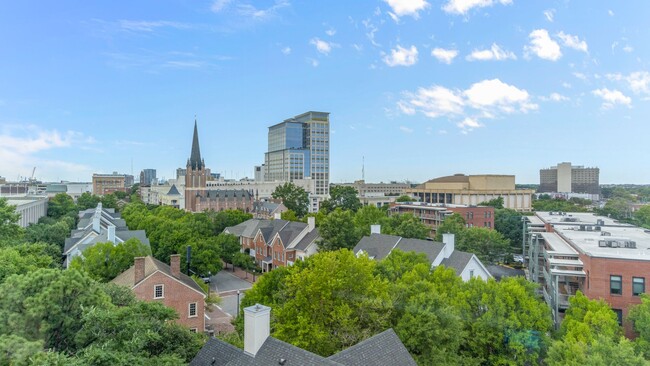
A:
[189,302,197,317]
[189,328,197,333]
[613,309,623,326]
[610,275,622,295]
[634,277,645,296]
[470,270,475,278]
[154,284,164,299]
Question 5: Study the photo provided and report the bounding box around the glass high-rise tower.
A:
[264,111,330,208]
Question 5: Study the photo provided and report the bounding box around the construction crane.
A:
[30,167,36,181]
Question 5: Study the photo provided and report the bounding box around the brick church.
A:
[184,121,254,213]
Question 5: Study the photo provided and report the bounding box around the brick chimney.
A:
[170,254,181,278]
[134,257,145,283]
[244,304,271,356]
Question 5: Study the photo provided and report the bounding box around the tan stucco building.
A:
[407,174,533,211]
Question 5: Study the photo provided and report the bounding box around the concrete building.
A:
[526,211,650,332]
[140,169,157,186]
[390,202,494,237]
[354,230,492,281]
[4,196,48,227]
[92,172,134,195]
[407,174,533,211]
[184,120,254,213]
[190,304,416,365]
[264,111,330,212]
[539,162,600,195]
[334,180,410,197]
[112,255,206,332]
[206,177,316,201]
[224,216,320,272]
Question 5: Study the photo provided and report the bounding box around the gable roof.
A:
[327,329,417,366]
[189,338,244,366]
[440,251,475,275]
[111,256,205,296]
[167,184,181,195]
[293,228,320,251]
[227,337,340,366]
[353,234,401,260]
[396,238,444,263]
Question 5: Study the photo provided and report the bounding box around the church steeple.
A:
[189,118,203,170]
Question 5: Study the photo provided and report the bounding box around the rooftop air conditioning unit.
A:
[625,241,637,249]
[610,241,621,248]
[598,240,607,247]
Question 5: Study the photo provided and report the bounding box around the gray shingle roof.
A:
[293,228,320,251]
[328,329,417,366]
[440,251,475,275]
[167,184,181,196]
[189,337,244,366]
[396,238,444,263]
[204,190,252,199]
[486,264,525,280]
[353,234,401,260]
[111,256,205,295]
[226,337,341,366]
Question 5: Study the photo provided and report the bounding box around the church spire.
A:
[189,118,203,170]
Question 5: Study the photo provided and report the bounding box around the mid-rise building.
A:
[407,174,533,211]
[92,172,134,195]
[390,202,494,237]
[264,111,330,212]
[335,180,410,197]
[526,211,650,333]
[4,196,48,227]
[140,169,157,186]
[539,162,600,195]
[184,120,254,213]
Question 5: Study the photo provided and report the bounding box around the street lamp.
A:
[236,290,240,317]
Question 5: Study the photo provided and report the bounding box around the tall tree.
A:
[353,205,387,237]
[0,197,23,242]
[494,208,524,250]
[318,208,360,251]
[478,197,504,209]
[48,193,77,219]
[626,294,650,358]
[217,233,241,270]
[320,186,362,213]
[434,213,466,241]
[77,192,101,210]
[456,227,510,264]
[70,238,152,282]
[384,213,430,239]
[271,182,309,217]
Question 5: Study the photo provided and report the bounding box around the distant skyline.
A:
[1,1,649,184]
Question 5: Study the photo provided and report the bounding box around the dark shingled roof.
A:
[486,264,525,281]
[353,234,401,260]
[189,120,203,170]
[204,190,252,199]
[167,184,181,195]
[189,337,244,366]
[328,329,417,366]
[440,251,475,275]
[226,337,341,366]
[293,227,320,251]
[396,238,444,263]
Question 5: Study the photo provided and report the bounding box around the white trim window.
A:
[154,284,164,299]
[189,302,198,318]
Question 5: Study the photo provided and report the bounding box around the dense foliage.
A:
[435,213,510,264]
[271,182,310,217]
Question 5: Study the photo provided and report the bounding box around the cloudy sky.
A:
[1,1,649,184]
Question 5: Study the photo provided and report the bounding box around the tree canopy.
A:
[320,186,362,213]
[271,182,310,217]
[70,238,152,282]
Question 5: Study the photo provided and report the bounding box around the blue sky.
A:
[1,1,649,184]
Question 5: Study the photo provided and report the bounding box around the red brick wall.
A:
[447,207,495,229]
[580,254,650,335]
[133,272,205,331]
[272,237,286,267]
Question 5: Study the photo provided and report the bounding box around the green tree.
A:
[434,213,466,241]
[0,268,111,353]
[232,252,255,278]
[547,335,644,366]
[375,249,429,282]
[280,209,299,222]
[353,205,387,237]
[318,208,360,251]
[272,182,309,217]
[101,193,118,209]
[320,186,362,213]
[48,193,77,219]
[181,236,223,276]
[383,213,430,239]
[70,238,152,282]
[0,243,58,283]
[217,233,241,270]
[494,208,524,250]
[478,197,504,209]
[113,190,128,200]
[273,250,392,356]
[395,195,415,203]
[627,294,650,358]
[208,209,253,234]
[456,227,510,264]
[77,192,101,210]
[634,205,650,229]
[0,197,24,242]
[25,220,70,249]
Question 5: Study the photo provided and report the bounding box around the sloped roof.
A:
[440,251,475,275]
[353,234,401,260]
[189,338,244,366]
[189,120,203,170]
[111,256,205,295]
[425,174,469,184]
[293,228,320,251]
[396,238,444,263]
[327,329,417,366]
[226,337,341,366]
[486,264,525,281]
[167,184,181,195]
[204,190,252,199]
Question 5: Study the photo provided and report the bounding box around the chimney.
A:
[244,304,271,356]
[274,212,282,220]
[134,257,145,283]
[442,233,455,259]
[170,254,181,278]
[370,225,381,234]
[307,216,315,231]
[107,225,116,244]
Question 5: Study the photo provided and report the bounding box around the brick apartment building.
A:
[112,254,206,332]
[92,172,134,195]
[224,216,320,272]
[390,202,494,237]
[526,211,650,334]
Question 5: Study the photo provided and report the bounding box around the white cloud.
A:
[398,78,536,132]
[557,31,588,53]
[399,126,414,133]
[608,10,614,16]
[352,44,363,52]
[592,88,631,108]
[525,29,561,61]
[235,0,290,20]
[362,19,381,47]
[118,20,191,32]
[466,43,516,61]
[325,28,336,36]
[310,38,339,55]
[457,117,482,133]
[544,9,555,22]
[383,45,418,67]
[384,0,429,18]
[573,72,587,81]
[623,45,634,53]
[211,0,232,12]
[431,48,458,64]
[562,82,572,89]
[627,72,650,94]
[307,58,319,67]
[442,0,512,15]
[281,47,291,55]
[540,92,569,102]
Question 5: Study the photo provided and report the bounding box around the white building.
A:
[5,196,48,227]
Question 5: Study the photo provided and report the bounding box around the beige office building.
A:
[539,162,600,195]
[407,174,533,211]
